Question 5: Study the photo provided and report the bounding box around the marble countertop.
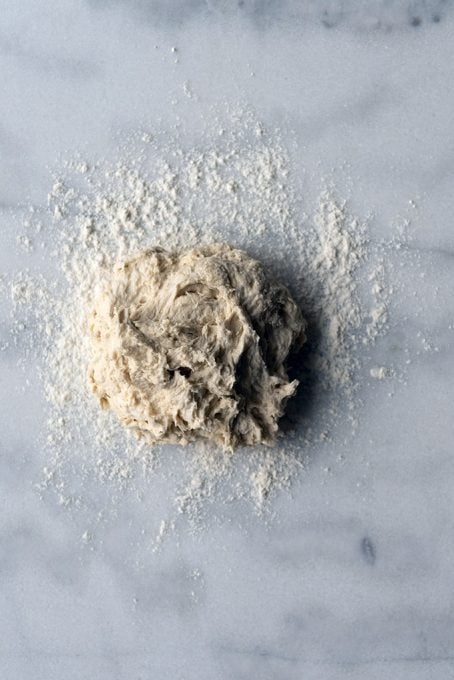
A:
[1,2,454,679]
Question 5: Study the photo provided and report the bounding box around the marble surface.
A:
[1,2,454,679]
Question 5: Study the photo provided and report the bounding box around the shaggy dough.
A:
[88,243,306,449]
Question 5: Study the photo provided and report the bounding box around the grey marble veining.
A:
[87,0,451,32]
[1,2,454,679]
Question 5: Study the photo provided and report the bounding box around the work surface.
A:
[1,2,454,679]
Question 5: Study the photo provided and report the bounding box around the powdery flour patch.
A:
[2,110,411,543]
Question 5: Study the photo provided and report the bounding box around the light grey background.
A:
[1,2,454,679]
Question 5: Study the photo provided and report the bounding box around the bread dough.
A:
[88,243,306,449]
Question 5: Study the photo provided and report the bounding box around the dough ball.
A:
[88,243,306,449]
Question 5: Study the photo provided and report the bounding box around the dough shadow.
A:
[279,305,322,438]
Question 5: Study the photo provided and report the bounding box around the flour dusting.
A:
[2,109,411,542]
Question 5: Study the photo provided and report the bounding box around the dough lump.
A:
[88,243,306,449]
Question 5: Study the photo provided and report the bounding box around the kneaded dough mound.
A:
[88,244,306,449]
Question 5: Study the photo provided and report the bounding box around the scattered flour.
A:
[2,109,416,542]
[370,366,393,380]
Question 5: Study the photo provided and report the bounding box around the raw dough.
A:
[88,243,306,449]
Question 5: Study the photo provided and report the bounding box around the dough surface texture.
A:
[88,243,306,449]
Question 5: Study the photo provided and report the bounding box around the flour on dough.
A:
[88,243,306,449]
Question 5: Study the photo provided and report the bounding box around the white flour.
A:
[3,109,410,539]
